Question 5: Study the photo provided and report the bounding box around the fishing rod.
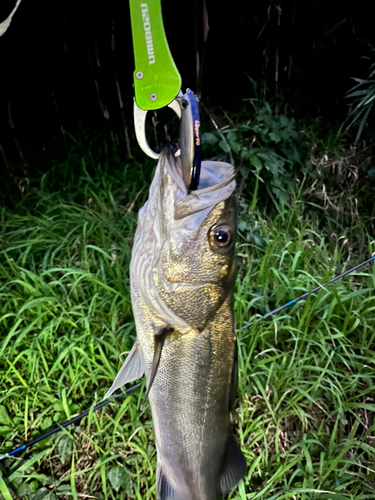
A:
[241,255,375,330]
[0,383,142,463]
[1,256,374,463]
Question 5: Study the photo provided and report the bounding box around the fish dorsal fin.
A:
[219,433,246,495]
[157,467,178,500]
[104,341,144,399]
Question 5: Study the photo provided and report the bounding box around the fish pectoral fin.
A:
[104,341,144,400]
[219,433,246,495]
[157,466,178,500]
[145,327,172,397]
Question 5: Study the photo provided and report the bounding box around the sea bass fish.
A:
[105,143,245,499]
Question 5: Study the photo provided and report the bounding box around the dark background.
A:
[1,0,374,166]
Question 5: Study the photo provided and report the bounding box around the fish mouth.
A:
[162,143,189,193]
[161,143,236,220]
[163,143,235,194]
[174,160,236,220]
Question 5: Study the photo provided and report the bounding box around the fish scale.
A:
[106,145,245,499]
[147,312,234,500]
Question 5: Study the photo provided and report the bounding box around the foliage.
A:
[201,95,375,233]
[345,56,375,142]
[202,94,315,212]
[0,135,374,499]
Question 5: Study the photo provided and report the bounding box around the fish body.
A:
[106,144,245,499]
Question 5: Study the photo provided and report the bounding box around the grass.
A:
[0,135,374,500]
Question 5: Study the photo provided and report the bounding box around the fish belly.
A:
[135,293,235,500]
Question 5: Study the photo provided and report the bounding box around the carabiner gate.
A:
[133,89,201,191]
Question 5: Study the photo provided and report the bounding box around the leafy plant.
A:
[202,98,313,212]
[1,132,374,499]
[345,57,375,142]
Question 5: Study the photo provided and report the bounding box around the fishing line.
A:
[241,255,375,330]
[1,256,374,462]
[0,383,142,463]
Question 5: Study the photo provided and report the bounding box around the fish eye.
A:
[209,225,233,249]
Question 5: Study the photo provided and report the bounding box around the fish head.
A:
[132,144,237,333]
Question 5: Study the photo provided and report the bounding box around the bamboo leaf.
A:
[0,0,23,37]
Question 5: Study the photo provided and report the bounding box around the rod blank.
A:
[241,255,375,330]
[0,383,142,462]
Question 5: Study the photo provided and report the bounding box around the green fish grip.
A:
[129,0,181,111]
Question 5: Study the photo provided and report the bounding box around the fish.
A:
[105,143,245,500]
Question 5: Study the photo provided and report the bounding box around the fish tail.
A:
[219,432,246,495]
[156,464,179,500]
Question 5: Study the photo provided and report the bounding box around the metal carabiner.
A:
[133,89,201,190]
[133,93,182,160]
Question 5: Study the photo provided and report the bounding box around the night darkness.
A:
[1,0,374,166]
